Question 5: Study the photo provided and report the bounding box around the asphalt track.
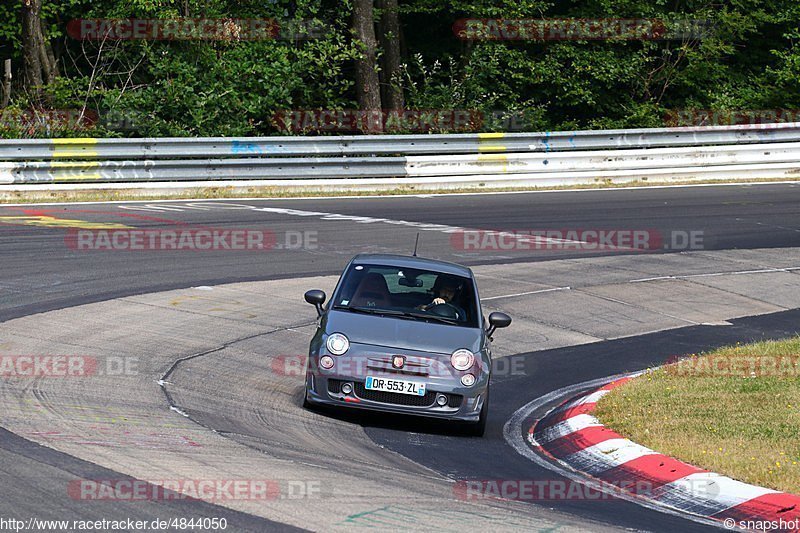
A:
[0,183,799,531]
[2,182,799,322]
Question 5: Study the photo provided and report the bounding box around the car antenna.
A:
[412,233,420,257]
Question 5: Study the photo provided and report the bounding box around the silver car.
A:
[302,254,511,436]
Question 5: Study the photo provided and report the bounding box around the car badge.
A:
[392,356,405,369]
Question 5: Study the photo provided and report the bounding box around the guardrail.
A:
[1,122,799,186]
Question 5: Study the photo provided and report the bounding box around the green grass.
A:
[595,336,800,493]
[1,177,798,204]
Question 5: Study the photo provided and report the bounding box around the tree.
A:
[21,0,57,97]
[352,0,382,130]
[21,0,43,90]
[377,0,404,110]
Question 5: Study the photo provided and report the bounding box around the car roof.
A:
[351,254,473,278]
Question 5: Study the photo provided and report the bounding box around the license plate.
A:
[365,376,426,396]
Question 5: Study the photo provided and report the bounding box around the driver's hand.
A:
[431,297,445,305]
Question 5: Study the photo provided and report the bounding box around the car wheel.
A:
[466,392,489,437]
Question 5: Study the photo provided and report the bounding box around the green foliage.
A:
[0,0,798,136]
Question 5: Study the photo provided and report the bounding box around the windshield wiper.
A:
[333,305,405,317]
[333,305,458,324]
[400,311,459,325]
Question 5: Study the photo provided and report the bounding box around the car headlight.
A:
[326,333,350,356]
[451,349,475,371]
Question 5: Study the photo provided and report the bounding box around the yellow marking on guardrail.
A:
[478,144,507,152]
[477,132,506,153]
[0,216,132,229]
[49,160,102,182]
[52,138,99,159]
[477,153,508,173]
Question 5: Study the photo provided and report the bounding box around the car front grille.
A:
[327,379,463,408]
[447,394,463,408]
[354,381,437,406]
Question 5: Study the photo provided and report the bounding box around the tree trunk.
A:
[377,0,404,110]
[352,0,382,132]
[1,60,11,108]
[39,18,59,84]
[21,0,43,91]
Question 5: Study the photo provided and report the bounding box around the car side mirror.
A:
[486,311,511,339]
[304,290,326,317]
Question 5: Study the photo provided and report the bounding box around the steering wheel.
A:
[427,302,460,320]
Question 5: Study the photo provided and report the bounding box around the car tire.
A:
[302,376,312,409]
[466,391,489,437]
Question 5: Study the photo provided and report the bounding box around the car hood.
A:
[324,310,482,354]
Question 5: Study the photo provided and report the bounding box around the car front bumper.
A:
[305,367,488,423]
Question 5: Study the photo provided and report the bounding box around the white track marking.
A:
[117,202,588,248]
[563,438,658,476]
[481,286,571,301]
[530,414,601,446]
[662,473,778,515]
[629,267,800,282]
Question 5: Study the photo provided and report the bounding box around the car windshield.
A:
[332,264,478,327]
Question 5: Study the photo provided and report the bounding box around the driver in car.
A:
[417,277,466,320]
